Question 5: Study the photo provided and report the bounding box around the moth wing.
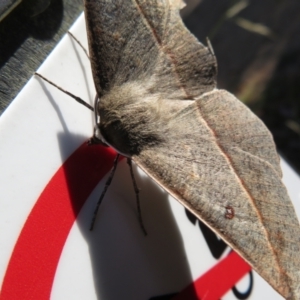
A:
[133,90,300,300]
[84,0,216,98]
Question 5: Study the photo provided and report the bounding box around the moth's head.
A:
[93,84,143,155]
[89,87,140,155]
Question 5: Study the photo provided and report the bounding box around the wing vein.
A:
[132,0,191,98]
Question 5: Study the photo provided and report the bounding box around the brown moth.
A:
[83,0,300,299]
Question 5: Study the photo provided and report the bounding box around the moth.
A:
[54,0,300,299]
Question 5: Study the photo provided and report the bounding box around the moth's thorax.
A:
[97,83,166,156]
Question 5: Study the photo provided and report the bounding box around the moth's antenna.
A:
[127,158,147,236]
[67,31,90,59]
[90,154,120,231]
[35,72,94,111]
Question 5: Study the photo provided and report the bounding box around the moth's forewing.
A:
[84,0,216,99]
[83,0,300,299]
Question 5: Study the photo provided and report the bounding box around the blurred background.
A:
[0,0,299,173]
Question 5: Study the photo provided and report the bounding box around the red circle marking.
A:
[1,142,251,299]
[0,143,116,299]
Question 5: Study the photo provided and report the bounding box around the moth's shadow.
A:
[37,63,195,299]
[56,131,195,300]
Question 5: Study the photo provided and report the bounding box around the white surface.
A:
[0,13,94,294]
[0,12,299,300]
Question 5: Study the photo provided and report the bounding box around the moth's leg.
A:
[68,31,90,59]
[90,154,120,231]
[34,72,93,111]
[206,37,215,56]
[127,158,147,236]
[87,135,108,146]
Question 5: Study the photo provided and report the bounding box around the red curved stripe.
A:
[0,143,116,300]
[1,142,251,300]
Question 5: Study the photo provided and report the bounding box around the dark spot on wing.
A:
[225,205,235,219]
